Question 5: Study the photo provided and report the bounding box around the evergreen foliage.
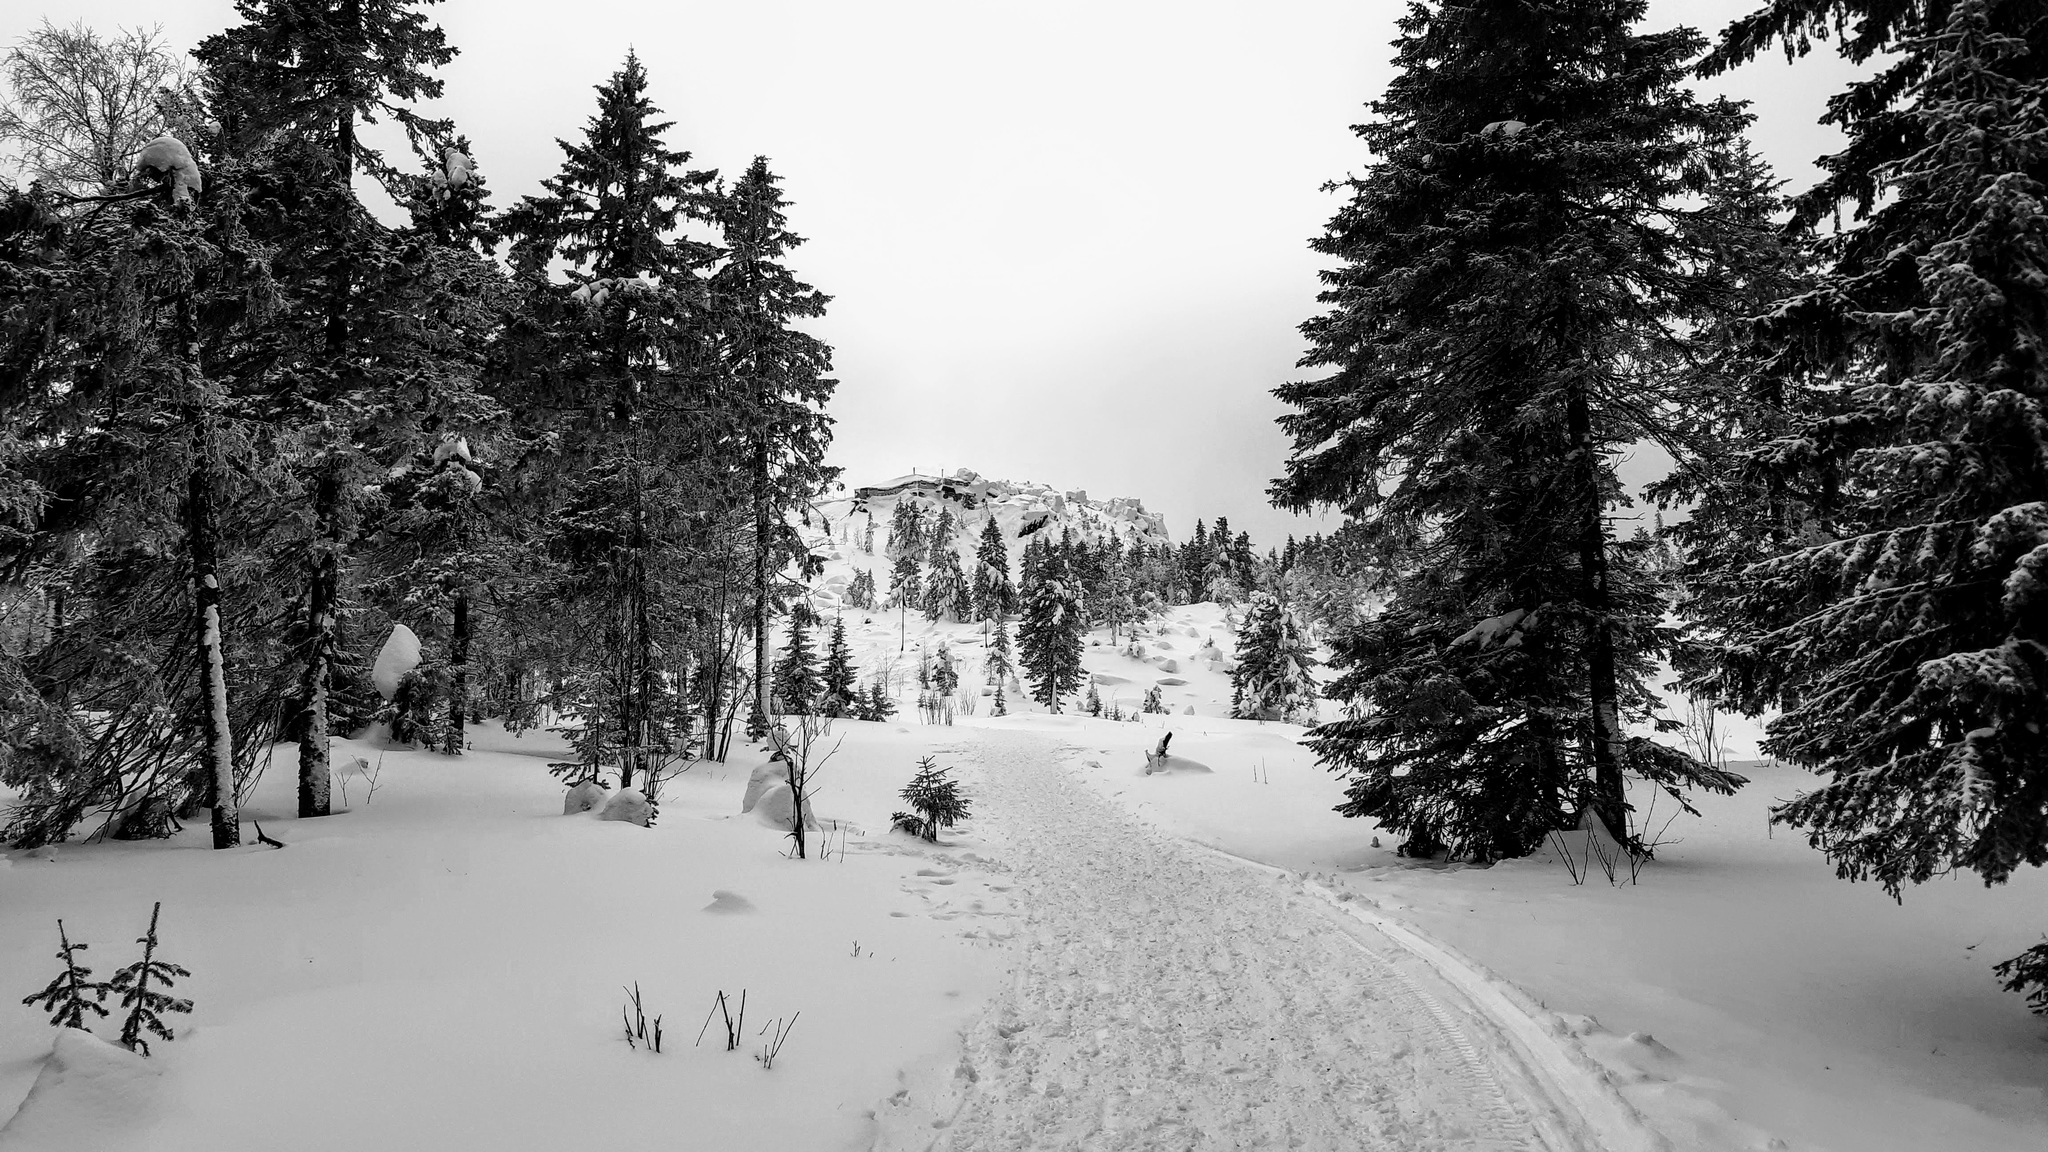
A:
[1692,0,2048,1008]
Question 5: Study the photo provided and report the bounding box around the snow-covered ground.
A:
[6,572,2047,1151]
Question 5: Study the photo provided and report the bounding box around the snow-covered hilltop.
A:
[822,468,1170,553]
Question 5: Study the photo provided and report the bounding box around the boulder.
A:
[1156,676,1189,687]
[1158,659,1180,674]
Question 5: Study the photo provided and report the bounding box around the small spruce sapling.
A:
[891,756,971,842]
[109,902,192,1056]
[21,920,110,1030]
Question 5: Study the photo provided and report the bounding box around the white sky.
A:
[6,1,1867,547]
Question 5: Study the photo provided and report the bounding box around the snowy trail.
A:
[872,728,1593,1152]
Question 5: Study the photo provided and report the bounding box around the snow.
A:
[5,487,2046,1150]
[132,136,201,205]
[369,623,420,701]
[0,1030,161,1152]
[595,787,651,825]
[561,779,607,814]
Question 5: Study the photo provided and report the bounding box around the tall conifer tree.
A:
[1701,0,2048,1008]
[1272,0,1749,859]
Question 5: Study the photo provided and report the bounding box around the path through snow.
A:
[873,728,1597,1152]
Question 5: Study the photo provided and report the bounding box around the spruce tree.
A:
[820,616,857,716]
[1271,0,1750,859]
[500,51,719,789]
[889,548,923,612]
[1231,591,1321,723]
[1700,0,2048,1008]
[772,610,819,712]
[198,0,461,821]
[922,521,968,624]
[846,567,877,611]
[973,515,1014,619]
[706,157,837,730]
[1018,570,1085,713]
[21,920,110,1030]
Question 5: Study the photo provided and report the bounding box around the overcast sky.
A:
[7,1,1867,547]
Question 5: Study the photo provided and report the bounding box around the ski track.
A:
[876,728,1571,1152]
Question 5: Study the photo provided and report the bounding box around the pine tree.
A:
[1018,570,1085,713]
[1230,592,1321,723]
[1142,685,1166,714]
[109,902,191,1057]
[820,616,857,716]
[992,680,1008,717]
[1699,0,2048,1009]
[1084,683,1103,716]
[1271,0,1750,859]
[20,919,110,1031]
[772,610,819,713]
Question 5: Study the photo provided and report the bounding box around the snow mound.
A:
[596,788,651,826]
[1143,755,1213,776]
[0,1029,161,1151]
[751,782,816,831]
[740,759,788,813]
[703,890,755,914]
[133,135,201,204]
[562,780,607,815]
[371,624,421,701]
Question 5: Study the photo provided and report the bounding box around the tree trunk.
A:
[444,587,469,755]
[296,465,337,818]
[1566,380,1627,843]
[182,324,237,850]
[752,433,772,735]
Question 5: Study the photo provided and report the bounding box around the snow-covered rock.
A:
[372,624,422,701]
[597,788,652,826]
[563,780,608,815]
[1158,659,1180,674]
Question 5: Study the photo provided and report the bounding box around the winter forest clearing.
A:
[5,0,2048,1150]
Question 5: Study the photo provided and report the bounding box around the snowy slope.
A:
[0,722,1007,1152]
